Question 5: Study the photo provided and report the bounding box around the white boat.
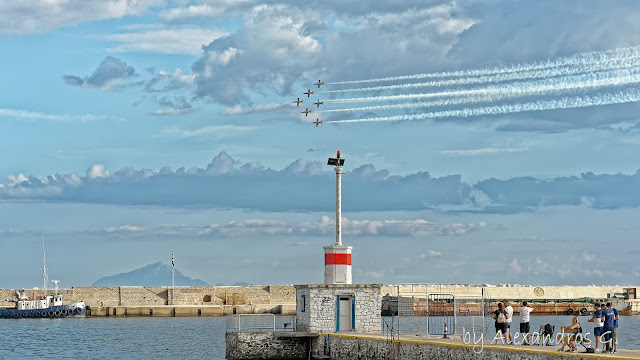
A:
[0,237,87,319]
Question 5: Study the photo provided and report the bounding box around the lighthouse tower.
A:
[324,151,352,284]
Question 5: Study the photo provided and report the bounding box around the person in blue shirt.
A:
[601,302,616,353]
[611,304,619,353]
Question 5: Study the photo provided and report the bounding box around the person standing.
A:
[602,302,616,353]
[588,303,604,351]
[610,303,619,353]
[492,302,508,343]
[504,300,514,344]
[517,301,534,344]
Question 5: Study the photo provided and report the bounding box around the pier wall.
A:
[382,284,634,301]
[2,285,637,315]
[226,332,315,360]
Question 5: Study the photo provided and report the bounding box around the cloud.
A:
[161,125,258,139]
[3,151,640,213]
[63,56,135,90]
[86,165,111,180]
[220,103,285,116]
[428,250,442,257]
[440,147,530,157]
[103,26,228,55]
[0,0,161,35]
[160,5,225,23]
[475,171,640,209]
[0,108,120,122]
[97,216,486,238]
[190,3,473,106]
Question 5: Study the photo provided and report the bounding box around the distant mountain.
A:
[215,282,252,286]
[92,262,209,287]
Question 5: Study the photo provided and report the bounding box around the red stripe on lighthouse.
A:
[325,253,351,265]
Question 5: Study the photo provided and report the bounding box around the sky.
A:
[2,0,640,289]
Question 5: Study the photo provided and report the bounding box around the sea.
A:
[0,315,638,359]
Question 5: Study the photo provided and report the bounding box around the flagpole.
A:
[171,249,175,305]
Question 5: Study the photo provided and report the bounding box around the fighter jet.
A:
[294,98,303,106]
[313,119,323,127]
[302,108,312,116]
[314,100,323,108]
[314,80,324,88]
[303,89,314,97]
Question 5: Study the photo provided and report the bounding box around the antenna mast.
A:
[42,233,48,297]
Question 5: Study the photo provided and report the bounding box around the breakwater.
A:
[2,284,639,316]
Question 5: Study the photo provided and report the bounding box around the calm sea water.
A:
[0,317,227,359]
[1,315,638,359]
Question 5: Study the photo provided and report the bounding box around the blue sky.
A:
[2,0,640,288]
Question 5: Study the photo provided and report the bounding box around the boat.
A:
[0,283,87,319]
[0,236,87,319]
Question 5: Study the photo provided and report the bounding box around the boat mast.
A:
[42,233,48,298]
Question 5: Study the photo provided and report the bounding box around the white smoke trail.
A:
[321,61,640,94]
[328,89,640,124]
[327,46,640,85]
[322,67,640,106]
[319,71,640,113]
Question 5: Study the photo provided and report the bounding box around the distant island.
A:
[91,262,251,287]
[92,262,208,287]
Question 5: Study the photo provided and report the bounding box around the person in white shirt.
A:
[517,301,534,344]
[504,300,514,344]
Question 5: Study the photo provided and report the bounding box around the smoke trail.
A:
[321,62,640,94]
[328,89,640,124]
[321,67,640,106]
[319,72,640,113]
[327,46,640,85]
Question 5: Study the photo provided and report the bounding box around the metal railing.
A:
[226,314,296,332]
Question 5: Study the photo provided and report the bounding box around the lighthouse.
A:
[324,150,352,284]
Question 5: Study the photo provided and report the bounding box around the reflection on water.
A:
[383,314,640,349]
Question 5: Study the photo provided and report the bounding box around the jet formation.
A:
[298,81,324,126]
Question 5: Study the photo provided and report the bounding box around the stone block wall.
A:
[269,286,297,304]
[72,287,120,306]
[295,284,381,334]
[0,289,73,308]
[226,332,311,360]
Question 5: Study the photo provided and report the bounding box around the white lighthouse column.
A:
[335,165,342,246]
[324,151,352,284]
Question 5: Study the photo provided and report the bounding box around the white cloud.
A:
[0,108,120,122]
[206,47,242,67]
[509,258,522,274]
[6,174,29,187]
[151,108,197,116]
[440,148,531,157]
[86,165,111,180]
[98,216,487,238]
[103,26,229,55]
[428,250,442,257]
[0,0,162,35]
[221,103,285,116]
[160,5,225,23]
[161,125,259,139]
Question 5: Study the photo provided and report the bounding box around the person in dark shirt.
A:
[601,302,616,353]
[492,302,508,343]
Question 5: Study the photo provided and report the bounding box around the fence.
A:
[382,284,490,338]
[226,314,296,332]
